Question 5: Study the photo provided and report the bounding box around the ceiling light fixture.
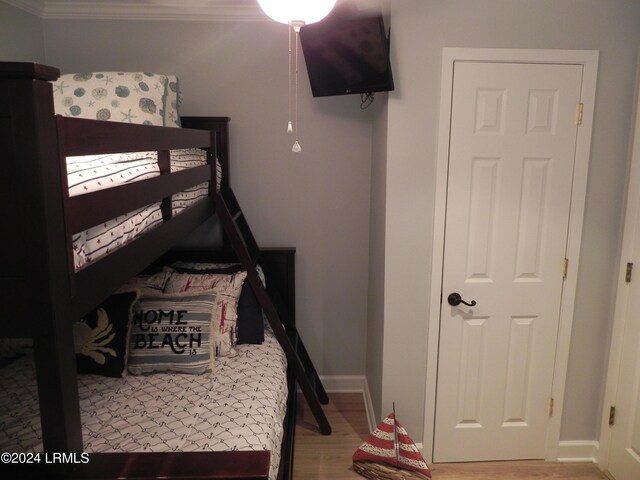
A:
[257,0,337,153]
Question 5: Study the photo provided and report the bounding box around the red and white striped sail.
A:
[353,413,432,478]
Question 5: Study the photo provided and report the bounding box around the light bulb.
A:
[257,0,336,25]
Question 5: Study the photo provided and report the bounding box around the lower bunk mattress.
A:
[0,328,287,480]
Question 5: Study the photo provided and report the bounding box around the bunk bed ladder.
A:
[270,283,329,406]
[216,187,331,435]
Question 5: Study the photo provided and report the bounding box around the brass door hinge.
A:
[561,258,569,279]
[576,103,584,125]
[609,406,616,426]
[548,397,554,417]
[626,262,633,283]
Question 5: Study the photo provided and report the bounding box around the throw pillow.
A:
[163,270,247,357]
[73,291,138,377]
[116,270,173,295]
[0,339,32,369]
[170,262,264,345]
[164,75,181,127]
[52,71,168,126]
[127,290,216,375]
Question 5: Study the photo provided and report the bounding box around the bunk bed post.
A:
[181,116,230,190]
[0,63,83,457]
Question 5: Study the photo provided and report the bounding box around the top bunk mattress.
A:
[67,148,222,270]
[51,70,222,271]
[68,148,221,270]
[66,148,211,197]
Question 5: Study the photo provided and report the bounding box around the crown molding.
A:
[3,0,386,21]
[3,0,45,16]
[3,0,268,21]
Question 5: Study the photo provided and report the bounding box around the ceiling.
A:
[4,0,383,21]
[4,0,267,21]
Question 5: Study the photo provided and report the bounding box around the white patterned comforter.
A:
[0,329,287,480]
[68,148,221,270]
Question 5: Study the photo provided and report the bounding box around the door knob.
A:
[447,292,477,307]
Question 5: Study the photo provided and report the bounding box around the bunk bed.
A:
[0,62,329,479]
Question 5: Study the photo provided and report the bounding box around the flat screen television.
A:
[299,11,394,98]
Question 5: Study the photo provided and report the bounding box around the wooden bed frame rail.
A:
[3,451,270,480]
[0,62,294,480]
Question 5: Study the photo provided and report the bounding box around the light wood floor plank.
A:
[294,392,368,479]
[293,393,606,479]
[430,460,606,479]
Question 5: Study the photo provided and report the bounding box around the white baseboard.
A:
[319,375,367,393]
[319,375,375,433]
[362,378,376,433]
[320,375,600,463]
[557,440,599,463]
[315,376,599,464]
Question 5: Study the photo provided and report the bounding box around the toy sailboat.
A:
[352,407,432,480]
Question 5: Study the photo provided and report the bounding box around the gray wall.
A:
[4,0,639,448]
[0,2,44,62]
[370,0,640,445]
[42,18,373,377]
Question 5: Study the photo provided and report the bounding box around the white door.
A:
[433,61,583,462]
[606,86,640,480]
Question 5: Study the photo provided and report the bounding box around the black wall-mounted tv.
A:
[299,11,394,98]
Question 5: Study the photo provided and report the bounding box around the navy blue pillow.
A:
[73,291,137,377]
[170,263,264,345]
[0,339,30,369]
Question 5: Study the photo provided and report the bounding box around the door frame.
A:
[597,57,640,473]
[423,48,599,463]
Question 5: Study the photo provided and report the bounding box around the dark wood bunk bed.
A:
[0,62,330,479]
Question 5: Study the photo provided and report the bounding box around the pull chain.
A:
[287,21,304,153]
[287,24,293,135]
[292,25,302,153]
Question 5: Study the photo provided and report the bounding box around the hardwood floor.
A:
[293,393,606,480]
[429,461,606,479]
[293,392,369,479]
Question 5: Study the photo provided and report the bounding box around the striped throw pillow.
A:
[127,290,216,375]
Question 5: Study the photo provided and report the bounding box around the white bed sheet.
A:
[0,329,287,480]
[67,148,208,197]
[69,148,221,270]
